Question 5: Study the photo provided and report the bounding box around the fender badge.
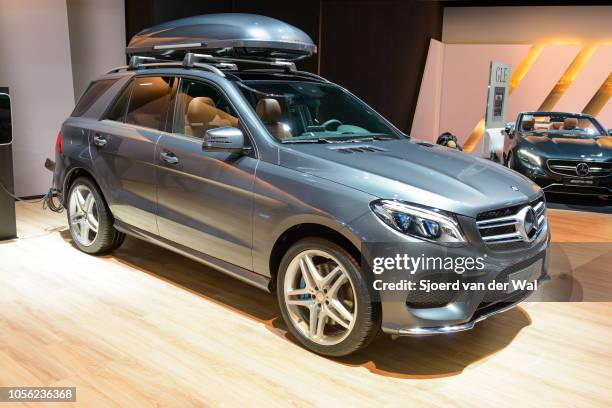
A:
[511,186,519,191]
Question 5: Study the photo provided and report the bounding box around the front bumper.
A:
[513,156,612,196]
[396,274,544,335]
[342,209,550,335]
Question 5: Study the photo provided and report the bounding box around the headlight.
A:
[517,149,542,166]
[370,200,466,245]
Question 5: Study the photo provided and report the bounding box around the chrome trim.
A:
[398,302,519,335]
[547,159,611,178]
[482,232,523,243]
[476,215,519,228]
[398,269,547,336]
[533,201,545,215]
[153,42,202,50]
[477,199,547,245]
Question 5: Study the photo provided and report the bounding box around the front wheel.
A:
[276,238,380,357]
[67,177,125,254]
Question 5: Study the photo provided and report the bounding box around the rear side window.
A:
[125,76,175,131]
[72,79,118,117]
[106,81,132,122]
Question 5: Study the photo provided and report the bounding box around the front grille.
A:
[476,196,546,246]
[547,159,612,178]
[405,273,460,308]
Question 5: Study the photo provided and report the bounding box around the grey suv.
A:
[53,14,549,356]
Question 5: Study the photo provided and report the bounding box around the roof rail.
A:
[129,55,156,69]
[291,70,330,83]
[183,53,237,71]
[107,53,324,81]
[107,54,230,77]
[183,53,296,71]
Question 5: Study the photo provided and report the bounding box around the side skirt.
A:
[114,220,271,292]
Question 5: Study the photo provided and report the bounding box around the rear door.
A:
[155,76,256,270]
[90,75,176,234]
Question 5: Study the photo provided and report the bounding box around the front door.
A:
[155,77,256,270]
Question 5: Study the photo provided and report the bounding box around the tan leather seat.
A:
[562,117,578,130]
[126,77,172,129]
[550,122,563,130]
[522,118,535,131]
[186,97,239,137]
[256,98,292,140]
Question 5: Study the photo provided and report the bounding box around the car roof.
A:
[98,65,328,86]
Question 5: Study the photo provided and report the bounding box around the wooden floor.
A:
[1,202,611,407]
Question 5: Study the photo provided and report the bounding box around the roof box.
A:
[126,13,317,61]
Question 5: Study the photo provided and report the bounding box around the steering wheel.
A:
[322,119,343,131]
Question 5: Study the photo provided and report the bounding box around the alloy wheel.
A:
[69,185,99,247]
[283,249,357,346]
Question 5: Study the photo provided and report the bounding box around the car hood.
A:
[521,135,612,159]
[278,139,541,218]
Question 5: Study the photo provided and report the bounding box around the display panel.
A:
[0,92,11,145]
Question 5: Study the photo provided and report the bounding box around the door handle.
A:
[160,151,179,165]
[92,133,108,147]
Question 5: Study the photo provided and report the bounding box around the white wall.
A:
[0,0,75,197]
[67,0,126,100]
[0,0,126,197]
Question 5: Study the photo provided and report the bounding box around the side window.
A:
[105,81,132,122]
[72,78,118,117]
[174,78,239,139]
[125,76,175,131]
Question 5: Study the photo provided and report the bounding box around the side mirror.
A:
[0,93,12,145]
[203,127,249,153]
[504,122,514,139]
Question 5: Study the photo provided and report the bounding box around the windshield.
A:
[237,81,403,143]
[519,113,606,138]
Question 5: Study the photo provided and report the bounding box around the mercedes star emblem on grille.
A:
[516,206,539,242]
[576,162,590,177]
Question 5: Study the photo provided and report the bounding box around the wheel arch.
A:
[63,167,108,209]
[268,223,361,292]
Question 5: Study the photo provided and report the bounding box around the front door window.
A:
[173,79,239,139]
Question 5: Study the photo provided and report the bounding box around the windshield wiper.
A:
[332,135,395,143]
[281,138,332,144]
[281,135,396,144]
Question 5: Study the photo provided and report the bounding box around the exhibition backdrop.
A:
[0,1,610,196]
[412,5,612,148]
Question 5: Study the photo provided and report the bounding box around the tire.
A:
[276,238,380,357]
[66,177,125,254]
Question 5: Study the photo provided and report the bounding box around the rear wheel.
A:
[276,238,380,357]
[67,177,125,254]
